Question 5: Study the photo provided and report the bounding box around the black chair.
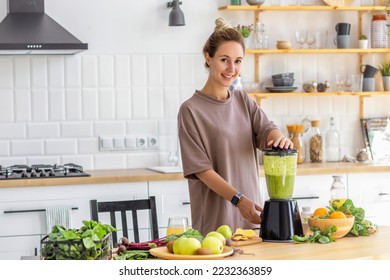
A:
[90,196,159,245]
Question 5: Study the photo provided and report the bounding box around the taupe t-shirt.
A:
[178,90,277,235]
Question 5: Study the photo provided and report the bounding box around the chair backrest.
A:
[89,196,159,246]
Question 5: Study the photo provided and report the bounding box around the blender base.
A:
[260,199,303,243]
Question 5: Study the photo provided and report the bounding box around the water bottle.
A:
[325,117,340,162]
[330,175,347,208]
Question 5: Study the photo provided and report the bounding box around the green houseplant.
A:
[234,24,254,38]
[358,34,368,49]
[379,60,390,91]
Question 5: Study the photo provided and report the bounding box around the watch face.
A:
[232,196,239,205]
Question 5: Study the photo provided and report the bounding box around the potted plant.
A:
[234,24,254,48]
[359,34,369,49]
[379,60,390,91]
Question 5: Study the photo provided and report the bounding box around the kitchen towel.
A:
[45,206,73,233]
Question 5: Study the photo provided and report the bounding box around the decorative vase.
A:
[382,76,390,91]
[359,39,368,49]
[246,0,265,5]
[243,37,250,49]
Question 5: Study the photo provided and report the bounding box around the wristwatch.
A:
[231,192,244,207]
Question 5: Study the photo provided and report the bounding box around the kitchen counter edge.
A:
[1,161,389,189]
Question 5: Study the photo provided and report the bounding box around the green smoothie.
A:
[263,152,297,199]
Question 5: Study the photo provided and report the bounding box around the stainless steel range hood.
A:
[0,0,88,55]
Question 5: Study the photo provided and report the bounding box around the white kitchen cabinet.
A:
[0,182,148,260]
[148,180,191,238]
[348,173,390,226]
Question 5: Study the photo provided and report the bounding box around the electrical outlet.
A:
[136,136,147,148]
[147,136,159,149]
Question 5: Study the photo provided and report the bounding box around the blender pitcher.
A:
[260,148,303,242]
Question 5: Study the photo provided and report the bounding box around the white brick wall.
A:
[0,52,388,169]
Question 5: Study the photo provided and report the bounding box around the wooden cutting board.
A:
[231,237,262,247]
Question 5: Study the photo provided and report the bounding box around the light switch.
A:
[113,137,125,149]
[125,136,137,149]
[100,137,113,150]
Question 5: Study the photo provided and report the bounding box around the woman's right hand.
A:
[237,196,262,225]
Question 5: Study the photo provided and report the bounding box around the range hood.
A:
[0,0,88,54]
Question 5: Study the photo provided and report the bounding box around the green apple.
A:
[206,231,226,246]
[202,236,224,254]
[216,225,232,239]
[180,237,202,255]
[173,236,187,254]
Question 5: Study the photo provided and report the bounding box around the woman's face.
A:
[205,41,244,88]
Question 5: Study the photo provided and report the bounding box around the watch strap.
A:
[231,192,244,207]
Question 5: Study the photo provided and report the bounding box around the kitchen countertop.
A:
[225,226,390,260]
[1,161,390,189]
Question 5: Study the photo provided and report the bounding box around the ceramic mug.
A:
[362,77,375,92]
[335,22,351,35]
[360,64,378,78]
[334,35,350,49]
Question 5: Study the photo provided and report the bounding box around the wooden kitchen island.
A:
[224,226,390,260]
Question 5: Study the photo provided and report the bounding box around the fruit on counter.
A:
[329,211,347,219]
[180,237,202,255]
[311,207,329,218]
[195,247,213,255]
[205,231,226,246]
[232,228,256,241]
[216,225,233,239]
[173,236,187,254]
[202,236,224,254]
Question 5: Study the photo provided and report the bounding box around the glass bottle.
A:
[290,132,305,164]
[253,22,263,49]
[326,117,340,162]
[262,24,269,49]
[300,206,311,235]
[309,120,323,163]
[330,175,347,208]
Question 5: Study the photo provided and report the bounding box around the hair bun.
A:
[214,17,231,31]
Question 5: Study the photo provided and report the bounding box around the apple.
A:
[216,225,232,239]
[202,236,224,254]
[180,237,202,255]
[173,236,187,254]
[206,231,226,246]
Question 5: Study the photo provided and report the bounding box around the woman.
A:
[177,18,293,235]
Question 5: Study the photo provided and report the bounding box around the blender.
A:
[260,148,303,242]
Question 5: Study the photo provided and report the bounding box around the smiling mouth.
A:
[222,74,236,80]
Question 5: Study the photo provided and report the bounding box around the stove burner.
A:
[0,163,90,180]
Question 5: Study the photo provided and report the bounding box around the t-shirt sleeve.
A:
[178,104,213,180]
[243,92,279,149]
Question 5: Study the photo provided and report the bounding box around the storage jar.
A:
[371,14,388,48]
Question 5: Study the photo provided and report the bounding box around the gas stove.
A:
[0,163,90,180]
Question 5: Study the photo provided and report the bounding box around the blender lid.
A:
[262,147,297,156]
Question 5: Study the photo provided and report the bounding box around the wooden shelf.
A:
[246,48,390,54]
[249,91,390,98]
[218,5,388,12]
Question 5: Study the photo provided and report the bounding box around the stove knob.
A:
[30,170,37,177]
[21,171,28,178]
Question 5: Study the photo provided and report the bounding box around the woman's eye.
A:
[235,60,242,64]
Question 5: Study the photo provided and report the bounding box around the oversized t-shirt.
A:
[178,89,278,235]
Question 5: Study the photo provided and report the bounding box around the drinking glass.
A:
[335,73,346,92]
[306,30,316,49]
[166,217,189,236]
[295,30,307,48]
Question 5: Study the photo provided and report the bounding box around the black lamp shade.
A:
[169,1,185,26]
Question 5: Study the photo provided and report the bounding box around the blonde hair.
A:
[203,18,244,68]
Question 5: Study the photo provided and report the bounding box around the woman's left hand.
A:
[267,136,293,149]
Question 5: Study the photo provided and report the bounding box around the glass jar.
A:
[371,14,388,48]
[290,133,305,164]
[300,206,311,235]
[253,22,264,49]
[309,120,323,163]
[330,175,347,208]
[325,117,340,162]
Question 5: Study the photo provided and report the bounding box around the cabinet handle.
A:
[182,201,191,205]
[292,196,320,200]
[379,192,390,196]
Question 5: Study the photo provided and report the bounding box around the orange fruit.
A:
[312,207,329,218]
[329,211,347,219]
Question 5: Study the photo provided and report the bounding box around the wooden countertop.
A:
[1,161,390,189]
[226,226,390,260]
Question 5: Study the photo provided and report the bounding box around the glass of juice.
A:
[166,217,188,236]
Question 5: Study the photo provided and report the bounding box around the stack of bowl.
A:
[271,72,295,87]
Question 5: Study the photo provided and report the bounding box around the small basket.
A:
[40,232,112,260]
